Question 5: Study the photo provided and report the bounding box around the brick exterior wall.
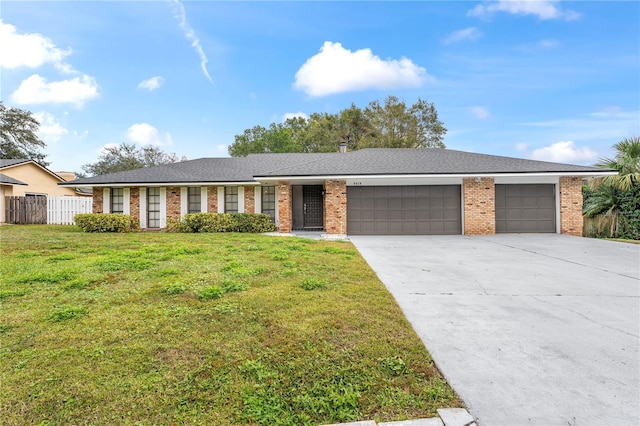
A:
[166,186,181,224]
[324,180,347,235]
[463,178,495,235]
[93,188,103,213]
[244,186,255,213]
[207,186,217,213]
[129,187,140,220]
[559,176,583,236]
[277,181,292,233]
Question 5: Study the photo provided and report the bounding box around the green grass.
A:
[0,225,461,425]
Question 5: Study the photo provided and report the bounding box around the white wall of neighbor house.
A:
[159,187,167,228]
[254,187,262,213]
[123,188,130,215]
[139,187,147,228]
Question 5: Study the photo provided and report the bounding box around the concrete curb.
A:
[322,408,476,426]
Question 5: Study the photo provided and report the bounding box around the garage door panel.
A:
[444,221,461,234]
[362,210,375,221]
[506,197,522,208]
[444,197,459,209]
[495,184,556,233]
[376,210,389,220]
[403,210,416,220]
[389,210,403,220]
[404,198,417,209]
[522,197,538,208]
[347,185,461,235]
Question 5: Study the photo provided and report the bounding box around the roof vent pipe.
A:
[339,142,347,153]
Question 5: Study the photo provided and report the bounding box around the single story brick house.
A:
[59,148,615,237]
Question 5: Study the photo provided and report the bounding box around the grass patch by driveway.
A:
[0,226,461,425]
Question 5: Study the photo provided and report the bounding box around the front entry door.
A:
[303,186,323,229]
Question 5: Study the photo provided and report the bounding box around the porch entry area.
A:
[292,185,324,231]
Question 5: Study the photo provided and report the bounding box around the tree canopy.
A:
[81,142,185,176]
[0,101,48,165]
[584,136,640,239]
[228,96,447,157]
[595,136,640,191]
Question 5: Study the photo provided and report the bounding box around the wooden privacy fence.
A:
[47,196,93,225]
[5,196,47,224]
[5,196,93,225]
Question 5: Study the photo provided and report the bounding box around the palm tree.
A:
[595,136,640,191]
[584,136,640,237]
[582,184,621,236]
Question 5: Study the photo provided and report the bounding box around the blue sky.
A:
[1,0,638,173]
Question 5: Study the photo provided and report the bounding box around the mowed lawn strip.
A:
[0,225,461,425]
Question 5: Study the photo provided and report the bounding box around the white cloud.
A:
[469,106,490,119]
[515,142,529,152]
[138,76,165,91]
[590,105,624,118]
[530,141,598,164]
[537,39,559,49]
[126,123,173,146]
[213,144,228,155]
[11,74,99,107]
[293,41,431,97]
[0,20,73,72]
[282,111,308,121]
[33,112,68,143]
[170,0,214,84]
[444,27,483,44]
[468,0,580,21]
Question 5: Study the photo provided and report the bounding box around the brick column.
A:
[463,178,495,235]
[278,181,292,233]
[207,186,218,213]
[166,186,181,224]
[92,188,104,213]
[559,176,583,236]
[324,180,347,235]
[244,186,255,213]
[129,187,140,219]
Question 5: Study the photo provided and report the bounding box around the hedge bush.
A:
[74,213,140,233]
[177,213,276,233]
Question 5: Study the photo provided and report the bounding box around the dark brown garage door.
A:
[347,185,462,235]
[495,184,556,233]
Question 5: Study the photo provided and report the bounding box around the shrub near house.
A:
[74,212,276,233]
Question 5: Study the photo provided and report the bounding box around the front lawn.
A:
[0,226,461,425]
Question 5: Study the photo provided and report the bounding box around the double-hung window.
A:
[111,188,124,214]
[147,187,160,228]
[261,186,276,221]
[187,187,201,214]
[225,187,238,213]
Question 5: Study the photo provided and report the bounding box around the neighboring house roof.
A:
[0,158,67,182]
[0,159,32,168]
[0,173,28,186]
[59,148,614,187]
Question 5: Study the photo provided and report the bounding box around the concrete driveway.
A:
[350,234,640,426]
